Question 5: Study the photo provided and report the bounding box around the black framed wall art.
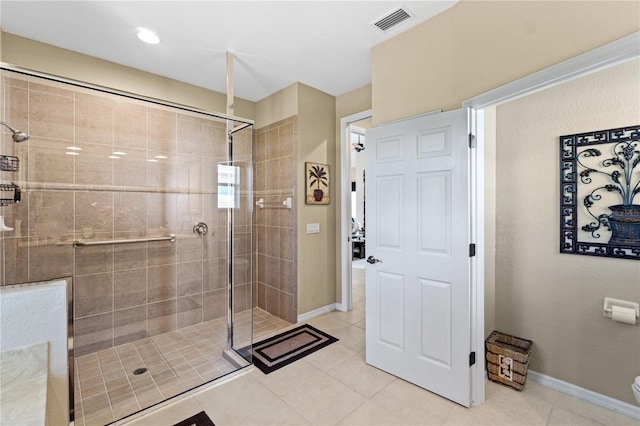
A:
[560,124,640,259]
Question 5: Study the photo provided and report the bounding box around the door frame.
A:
[338,109,372,313]
[463,30,638,406]
[338,31,639,407]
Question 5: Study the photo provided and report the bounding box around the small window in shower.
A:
[217,163,240,209]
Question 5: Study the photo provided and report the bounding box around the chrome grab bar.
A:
[73,234,176,248]
[255,197,292,209]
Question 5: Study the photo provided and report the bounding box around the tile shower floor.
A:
[74,308,291,426]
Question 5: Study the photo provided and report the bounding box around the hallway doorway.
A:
[339,110,372,312]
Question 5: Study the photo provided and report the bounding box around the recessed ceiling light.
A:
[154,155,167,159]
[65,151,80,156]
[66,146,82,151]
[108,155,120,159]
[148,159,159,162]
[137,28,160,45]
[113,151,127,156]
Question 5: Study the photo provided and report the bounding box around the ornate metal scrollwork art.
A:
[560,125,640,260]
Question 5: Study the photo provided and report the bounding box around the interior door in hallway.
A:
[364,108,472,406]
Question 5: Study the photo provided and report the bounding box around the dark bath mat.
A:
[252,324,338,374]
[172,411,215,426]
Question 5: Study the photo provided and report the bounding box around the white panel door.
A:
[365,109,471,406]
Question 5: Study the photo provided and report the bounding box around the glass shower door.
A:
[220,122,254,363]
[0,66,256,424]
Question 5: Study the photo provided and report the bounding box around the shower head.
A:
[11,131,30,143]
[0,121,30,143]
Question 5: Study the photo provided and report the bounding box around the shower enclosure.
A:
[0,65,257,424]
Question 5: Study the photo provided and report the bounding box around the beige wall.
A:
[255,83,298,129]
[1,33,255,120]
[254,82,337,317]
[495,60,640,405]
[297,83,337,314]
[335,84,371,122]
[371,1,640,124]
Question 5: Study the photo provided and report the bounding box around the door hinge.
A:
[469,243,476,257]
[468,133,475,148]
[469,351,476,367]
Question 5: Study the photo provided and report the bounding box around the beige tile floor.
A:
[121,269,638,426]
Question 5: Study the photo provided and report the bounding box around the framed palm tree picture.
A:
[306,162,330,205]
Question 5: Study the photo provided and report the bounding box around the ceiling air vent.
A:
[371,6,414,32]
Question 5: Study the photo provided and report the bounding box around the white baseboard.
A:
[297,303,337,323]
[528,370,640,420]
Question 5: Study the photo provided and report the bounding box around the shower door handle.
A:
[12,184,20,204]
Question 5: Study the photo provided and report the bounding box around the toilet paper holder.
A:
[603,297,639,322]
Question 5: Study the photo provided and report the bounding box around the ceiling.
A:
[0,1,457,102]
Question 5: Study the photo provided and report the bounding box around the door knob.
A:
[366,255,382,264]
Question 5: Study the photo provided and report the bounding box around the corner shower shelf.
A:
[0,155,19,172]
[0,183,21,206]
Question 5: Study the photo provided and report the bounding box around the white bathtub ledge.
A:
[0,342,49,426]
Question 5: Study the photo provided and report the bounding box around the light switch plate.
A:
[306,223,320,234]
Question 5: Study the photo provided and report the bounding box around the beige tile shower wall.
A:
[1,73,240,357]
[253,116,297,323]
